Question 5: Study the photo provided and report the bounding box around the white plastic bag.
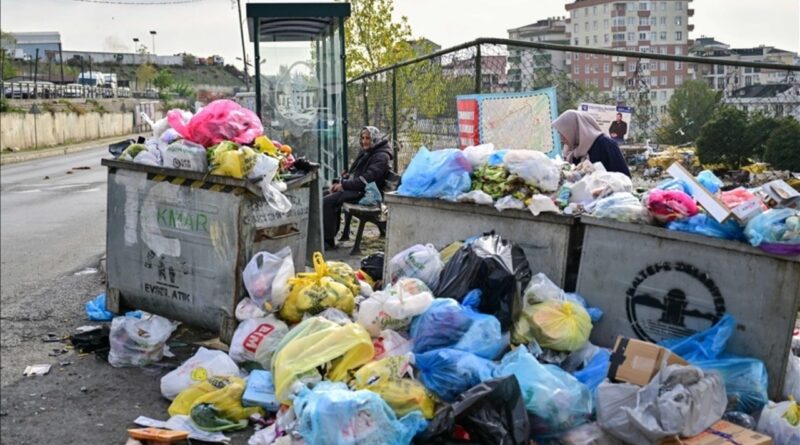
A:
[235,297,267,321]
[570,171,632,205]
[356,278,434,337]
[559,422,622,445]
[503,149,561,192]
[463,143,495,168]
[757,401,800,445]
[387,244,444,288]
[133,145,163,166]
[494,195,526,212]
[259,177,292,214]
[522,272,564,307]
[163,140,207,172]
[229,315,289,365]
[249,153,280,181]
[373,329,413,361]
[456,190,494,205]
[242,247,294,312]
[159,347,240,400]
[109,314,176,368]
[528,194,559,216]
[783,354,800,400]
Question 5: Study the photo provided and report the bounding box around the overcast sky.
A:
[2,0,798,71]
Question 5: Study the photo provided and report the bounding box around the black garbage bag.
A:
[108,136,145,158]
[70,326,110,361]
[433,232,531,331]
[417,376,530,445]
[360,252,385,282]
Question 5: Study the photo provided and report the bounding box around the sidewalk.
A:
[0,132,147,165]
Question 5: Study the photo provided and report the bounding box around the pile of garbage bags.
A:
[112,99,308,213]
[398,143,800,255]
[102,230,797,445]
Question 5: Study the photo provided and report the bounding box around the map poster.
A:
[579,103,634,142]
[456,87,561,158]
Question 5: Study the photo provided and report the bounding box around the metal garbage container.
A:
[576,216,800,398]
[102,159,323,342]
[383,193,583,290]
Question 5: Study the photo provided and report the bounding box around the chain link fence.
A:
[347,38,800,172]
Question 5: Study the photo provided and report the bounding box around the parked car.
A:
[62,84,84,98]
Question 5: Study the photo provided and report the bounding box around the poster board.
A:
[579,103,633,142]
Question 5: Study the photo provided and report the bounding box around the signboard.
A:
[579,103,633,143]
[457,87,561,157]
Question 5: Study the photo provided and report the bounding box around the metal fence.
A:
[347,38,800,172]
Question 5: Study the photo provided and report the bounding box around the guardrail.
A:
[1,82,135,100]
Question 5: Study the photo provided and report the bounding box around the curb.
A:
[0,133,147,166]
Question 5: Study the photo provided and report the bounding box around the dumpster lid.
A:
[102,159,317,196]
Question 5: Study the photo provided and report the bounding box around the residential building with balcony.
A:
[507,17,568,91]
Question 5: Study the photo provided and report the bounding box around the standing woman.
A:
[552,110,631,176]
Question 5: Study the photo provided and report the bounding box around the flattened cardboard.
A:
[660,420,773,445]
[608,336,687,386]
[667,163,732,223]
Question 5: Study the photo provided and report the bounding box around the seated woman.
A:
[552,110,631,177]
[323,126,393,249]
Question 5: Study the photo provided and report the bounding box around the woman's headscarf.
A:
[552,110,604,162]
[360,126,385,149]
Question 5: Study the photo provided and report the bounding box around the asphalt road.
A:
[1,146,109,303]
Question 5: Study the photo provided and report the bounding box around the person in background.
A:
[608,112,628,144]
[323,126,392,249]
[552,110,631,176]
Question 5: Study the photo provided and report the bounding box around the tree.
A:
[343,0,414,79]
[0,30,16,80]
[136,63,157,90]
[153,69,174,90]
[656,80,722,145]
[696,107,750,168]
[764,118,800,172]
[745,112,782,161]
[182,53,196,68]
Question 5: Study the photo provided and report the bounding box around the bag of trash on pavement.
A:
[108,314,176,368]
[643,189,699,224]
[279,253,358,323]
[413,348,497,402]
[160,347,240,400]
[229,315,289,365]
[360,252,385,284]
[242,369,279,412]
[189,378,264,432]
[513,299,591,352]
[242,247,295,312]
[351,354,436,419]
[522,272,564,305]
[589,192,652,224]
[784,353,800,401]
[666,214,745,240]
[418,376,530,445]
[572,347,612,399]
[356,277,434,337]
[85,293,115,321]
[757,400,800,445]
[271,317,373,404]
[434,233,531,332]
[373,329,412,360]
[397,147,472,200]
[410,293,506,360]
[659,314,769,414]
[293,381,428,445]
[559,422,623,445]
[463,143,495,168]
[162,140,207,172]
[235,297,267,321]
[167,99,263,147]
[744,208,800,254]
[597,365,727,444]
[503,149,562,192]
[387,244,444,288]
[495,347,592,438]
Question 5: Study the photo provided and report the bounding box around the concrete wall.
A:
[0,112,133,150]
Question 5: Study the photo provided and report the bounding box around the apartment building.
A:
[507,18,569,91]
[565,0,694,118]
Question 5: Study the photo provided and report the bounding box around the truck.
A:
[77,72,118,97]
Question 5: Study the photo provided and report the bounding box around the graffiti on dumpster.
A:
[626,261,726,342]
[247,193,309,228]
[143,249,193,303]
[156,206,210,233]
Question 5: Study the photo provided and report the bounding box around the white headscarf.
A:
[552,110,604,162]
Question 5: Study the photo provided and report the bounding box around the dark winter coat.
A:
[341,139,393,192]
[578,134,631,177]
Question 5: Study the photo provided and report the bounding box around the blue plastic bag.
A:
[696,170,723,193]
[293,381,428,445]
[358,182,382,206]
[397,147,472,200]
[242,370,279,412]
[573,348,611,400]
[413,348,497,402]
[744,209,800,247]
[658,178,694,195]
[86,293,114,321]
[495,348,592,438]
[409,292,507,360]
[564,293,604,323]
[667,214,745,241]
[487,150,508,166]
[659,314,769,414]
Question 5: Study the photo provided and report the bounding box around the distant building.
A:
[724,83,800,121]
[4,32,61,59]
[410,38,442,57]
[507,17,568,91]
[60,50,183,66]
[443,55,508,92]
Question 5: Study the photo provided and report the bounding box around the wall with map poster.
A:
[456,87,561,158]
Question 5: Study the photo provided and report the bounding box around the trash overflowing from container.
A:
[397,143,800,255]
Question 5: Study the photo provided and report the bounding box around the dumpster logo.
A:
[626,261,726,343]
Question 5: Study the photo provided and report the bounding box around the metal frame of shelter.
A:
[246,2,351,181]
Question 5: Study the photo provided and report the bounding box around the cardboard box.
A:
[660,420,773,445]
[762,179,800,208]
[667,162,732,223]
[608,336,688,386]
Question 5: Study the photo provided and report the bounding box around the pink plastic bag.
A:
[167,100,263,148]
[644,189,699,224]
[721,188,764,209]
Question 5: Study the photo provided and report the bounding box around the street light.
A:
[149,31,157,55]
[133,38,140,64]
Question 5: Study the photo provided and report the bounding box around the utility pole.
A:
[149,31,157,58]
[34,49,39,96]
[236,0,250,91]
[59,42,64,84]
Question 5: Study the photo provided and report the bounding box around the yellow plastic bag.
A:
[254,135,279,157]
[209,143,258,179]
[513,300,591,352]
[279,252,357,323]
[352,355,436,419]
[168,375,262,421]
[271,317,373,404]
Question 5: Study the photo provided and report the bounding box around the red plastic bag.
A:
[644,189,699,224]
[168,100,263,148]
